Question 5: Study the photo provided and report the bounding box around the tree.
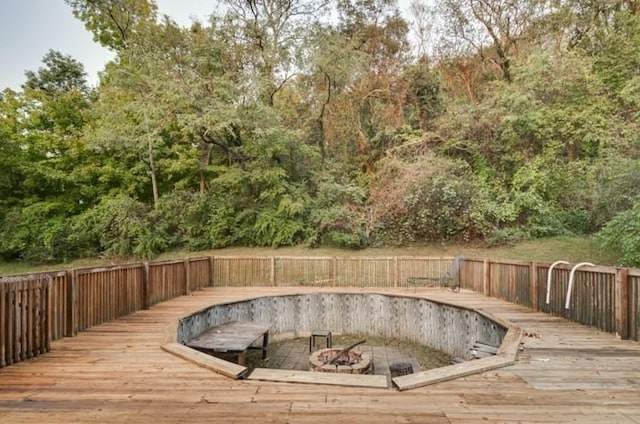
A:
[402,58,445,129]
[65,0,157,51]
[0,90,26,216]
[161,19,245,194]
[436,0,551,81]
[407,0,437,59]
[369,155,490,243]
[23,50,89,95]
[220,0,330,106]
[305,0,410,172]
[0,52,96,261]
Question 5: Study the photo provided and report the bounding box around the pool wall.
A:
[177,293,508,358]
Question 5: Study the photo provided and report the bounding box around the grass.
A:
[0,235,619,277]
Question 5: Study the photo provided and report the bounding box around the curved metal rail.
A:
[564,262,595,309]
[545,260,570,305]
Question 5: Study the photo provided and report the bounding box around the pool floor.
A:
[224,335,452,386]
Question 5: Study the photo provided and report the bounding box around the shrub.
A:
[307,174,368,249]
[0,202,75,263]
[598,196,640,267]
[70,195,167,259]
[370,155,497,243]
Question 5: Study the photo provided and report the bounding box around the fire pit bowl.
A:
[309,348,372,374]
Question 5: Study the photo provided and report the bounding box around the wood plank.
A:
[473,341,499,354]
[496,327,523,361]
[248,368,389,389]
[393,355,515,391]
[161,342,248,379]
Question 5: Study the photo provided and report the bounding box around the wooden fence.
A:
[1,255,639,368]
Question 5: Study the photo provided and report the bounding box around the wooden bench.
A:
[185,321,272,366]
[407,255,465,292]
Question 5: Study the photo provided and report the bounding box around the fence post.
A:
[65,269,78,337]
[615,267,630,340]
[15,281,22,361]
[331,257,337,288]
[393,257,398,288]
[142,262,150,310]
[46,275,53,353]
[184,259,191,295]
[26,280,34,359]
[483,259,491,297]
[0,281,6,367]
[209,256,215,287]
[530,262,539,311]
[6,282,14,365]
[269,257,276,287]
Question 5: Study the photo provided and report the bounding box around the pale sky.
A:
[0,0,216,91]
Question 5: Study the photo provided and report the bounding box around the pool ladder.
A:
[545,261,594,309]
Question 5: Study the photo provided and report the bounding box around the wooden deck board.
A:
[1,286,639,423]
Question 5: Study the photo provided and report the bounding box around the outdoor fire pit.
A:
[309,340,372,374]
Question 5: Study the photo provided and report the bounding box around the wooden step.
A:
[248,368,389,389]
[392,355,514,391]
[161,343,248,379]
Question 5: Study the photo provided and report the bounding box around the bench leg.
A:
[262,331,269,360]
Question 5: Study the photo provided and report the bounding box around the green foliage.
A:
[588,156,640,229]
[307,173,368,249]
[598,196,640,267]
[23,50,89,95]
[70,196,167,259]
[403,60,445,129]
[152,190,210,250]
[177,119,320,249]
[65,0,158,51]
[0,203,74,263]
[581,8,640,97]
[371,156,494,244]
[5,3,640,268]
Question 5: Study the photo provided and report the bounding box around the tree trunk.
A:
[200,143,213,194]
[144,108,159,208]
[148,136,159,208]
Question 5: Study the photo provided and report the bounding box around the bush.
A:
[153,189,211,250]
[70,195,167,259]
[598,196,640,267]
[370,156,493,244]
[307,174,368,249]
[0,202,75,263]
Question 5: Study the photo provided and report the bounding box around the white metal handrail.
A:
[564,262,595,309]
[545,260,570,305]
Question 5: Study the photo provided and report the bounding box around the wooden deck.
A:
[1,287,639,423]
